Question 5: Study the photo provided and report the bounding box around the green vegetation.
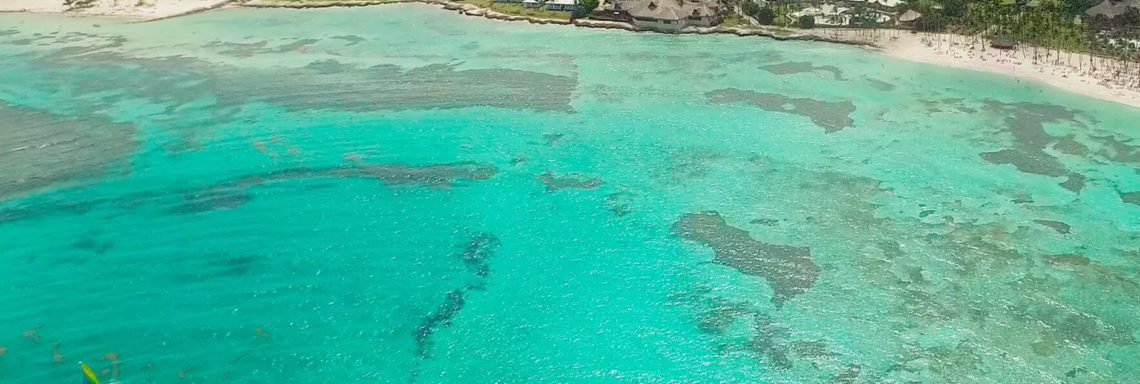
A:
[739,1,775,25]
[741,0,761,17]
[460,0,572,20]
[722,14,747,28]
[726,0,1140,62]
[798,14,815,28]
[773,4,795,27]
[756,7,776,25]
[574,0,599,18]
[895,0,1140,60]
[914,13,949,31]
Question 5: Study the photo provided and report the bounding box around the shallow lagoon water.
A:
[1,5,1139,383]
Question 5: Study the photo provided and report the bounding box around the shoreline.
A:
[235,1,1140,108]
[872,31,1140,108]
[243,0,879,47]
[2,0,1138,108]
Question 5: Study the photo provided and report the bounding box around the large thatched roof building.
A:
[602,0,721,32]
[1085,0,1140,18]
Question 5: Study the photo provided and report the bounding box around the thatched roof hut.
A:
[1085,0,1140,18]
[898,9,921,22]
[990,35,1016,50]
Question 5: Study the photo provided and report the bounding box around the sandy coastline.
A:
[0,0,234,19]
[3,0,1139,108]
[871,31,1140,108]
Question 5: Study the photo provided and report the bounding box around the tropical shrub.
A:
[741,0,761,17]
[757,7,775,25]
[574,0,599,18]
[798,15,815,29]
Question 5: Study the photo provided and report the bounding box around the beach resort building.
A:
[598,0,722,32]
[897,9,921,27]
[990,35,1017,50]
[498,0,581,12]
[791,4,853,26]
[1085,0,1140,19]
[788,2,896,27]
[853,0,904,8]
[545,0,579,11]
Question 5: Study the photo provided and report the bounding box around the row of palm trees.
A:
[957,2,1140,84]
[769,0,1140,88]
[731,0,1138,68]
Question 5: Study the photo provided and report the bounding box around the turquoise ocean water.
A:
[1,5,1140,382]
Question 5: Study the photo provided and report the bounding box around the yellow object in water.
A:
[81,362,100,384]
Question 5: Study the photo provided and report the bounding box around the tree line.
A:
[729,0,1140,62]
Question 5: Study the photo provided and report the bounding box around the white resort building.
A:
[545,0,579,11]
[498,0,581,12]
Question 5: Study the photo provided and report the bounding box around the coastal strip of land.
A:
[876,31,1140,109]
[2,0,1138,108]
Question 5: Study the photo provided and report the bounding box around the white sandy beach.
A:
[873,30,1140,108]
[0,0,232,19]
[1,0,66,12]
